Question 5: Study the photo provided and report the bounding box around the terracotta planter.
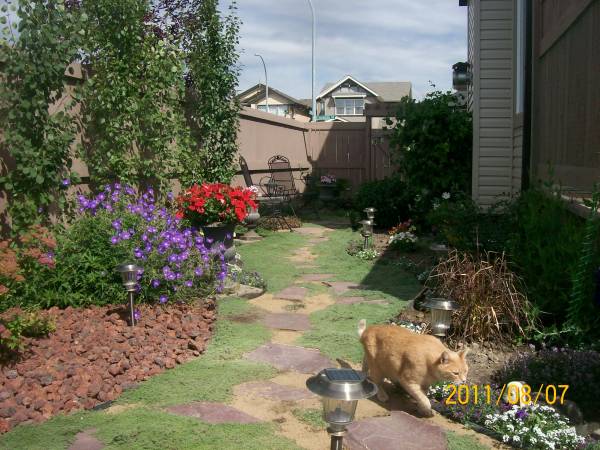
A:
[201,223,236,261]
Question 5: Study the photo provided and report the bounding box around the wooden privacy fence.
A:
[234,105,397,191]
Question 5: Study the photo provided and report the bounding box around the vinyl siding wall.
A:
[468,0,518,206]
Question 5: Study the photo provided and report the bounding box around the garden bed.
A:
[0,300,216,432]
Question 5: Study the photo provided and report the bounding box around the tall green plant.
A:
[182,0,241,184]
[566,188,600,335]
[387,90,472,201]
[0,0,84,234]
[79,0,190,192]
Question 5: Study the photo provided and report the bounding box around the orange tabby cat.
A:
[358,319,469,417]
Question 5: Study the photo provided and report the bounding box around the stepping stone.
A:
[300,273,333,282]
[324,281,365,295]
[276,286,308,301]
[68,429,104,450]
[262,313,311,331]
[167,402,261,424]
[245,343,333,374]
[237,381,317,401]
[346,411,448,450]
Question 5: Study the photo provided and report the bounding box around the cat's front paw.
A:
[418,406,434,418]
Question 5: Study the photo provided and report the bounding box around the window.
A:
[515,0,527,114]
[257,104,291,117]
[334,98,364,115]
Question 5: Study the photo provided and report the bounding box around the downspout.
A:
[521,0,533,191]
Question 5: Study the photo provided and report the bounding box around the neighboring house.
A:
[236,83,311,122]
[316,75,412,123]
[460,0,600,208]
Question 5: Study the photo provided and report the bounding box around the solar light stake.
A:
[307,368,377,450]
[423,297,460,337]
[116,263,141,326]
[359,219,373,250]
[363,207,376,221]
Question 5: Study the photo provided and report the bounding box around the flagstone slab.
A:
[300,273,334,282]
[276,286,308,301]
[244,343,333,374]
[345,411,448,450]
[236,381,317,401]
[167,402,262,424]
[262,313,311,331]
[68,429,104,450]
[325,281,366,295]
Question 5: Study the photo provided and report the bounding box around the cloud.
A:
[231,0,467,100]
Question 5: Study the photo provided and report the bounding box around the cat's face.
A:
[436,349,469,384]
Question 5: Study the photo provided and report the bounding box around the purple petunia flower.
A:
[151,279,160,288]
[194,267,203,276]
[133,309,141,321]
[159,295,168,304]
[184,280,193,288]
[110,235,119,245]
[515,408,529,420]
[62,179,70,186]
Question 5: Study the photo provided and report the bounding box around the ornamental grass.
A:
[426,250,537,343]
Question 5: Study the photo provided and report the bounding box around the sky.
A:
[231,0,468,100]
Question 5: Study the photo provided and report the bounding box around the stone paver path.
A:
[171,221,480,450]
[68,429,104,450]
[167,402,262,424]
[244,343,333,374]
[262,313,311,331]
[346,411,448,450]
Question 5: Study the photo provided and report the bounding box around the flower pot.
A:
[201,223,236,261]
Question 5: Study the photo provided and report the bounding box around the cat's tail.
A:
[357,319,367,337]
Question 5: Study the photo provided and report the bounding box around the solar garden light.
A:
[306,368,377,450]
[359,219,373,250]
[422,297,460,337]
[363,207,376,221]
[116,263,141,326]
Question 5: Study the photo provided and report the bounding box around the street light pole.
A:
[307,0,316,121]
[255,53,269,113]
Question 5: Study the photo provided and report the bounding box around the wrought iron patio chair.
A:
[238,155,296,231]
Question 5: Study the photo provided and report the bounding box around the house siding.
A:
[468,0,516,206]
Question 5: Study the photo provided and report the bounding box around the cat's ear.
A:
[459,348,469,359]
[440,351,450,365]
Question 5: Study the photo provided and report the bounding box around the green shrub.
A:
[353,176,410,228]
[387,90,472,201]
[505,188,588,323]
[0,311,55,358]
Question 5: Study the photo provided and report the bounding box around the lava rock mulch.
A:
[0,301,216,433]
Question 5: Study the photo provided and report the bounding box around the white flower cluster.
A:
[355,249,380,261]
[394,320,426,334]
[389,231,418,245]
[484,404,584,450]
[427,383,452,400]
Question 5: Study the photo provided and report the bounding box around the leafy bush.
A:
[0,310,55,357]
[505,187,589,323]
[494,349,600,419]
[426,250,537,343]
[5,184,225,310]
[353,176,410,228]
[387,90,472,202]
